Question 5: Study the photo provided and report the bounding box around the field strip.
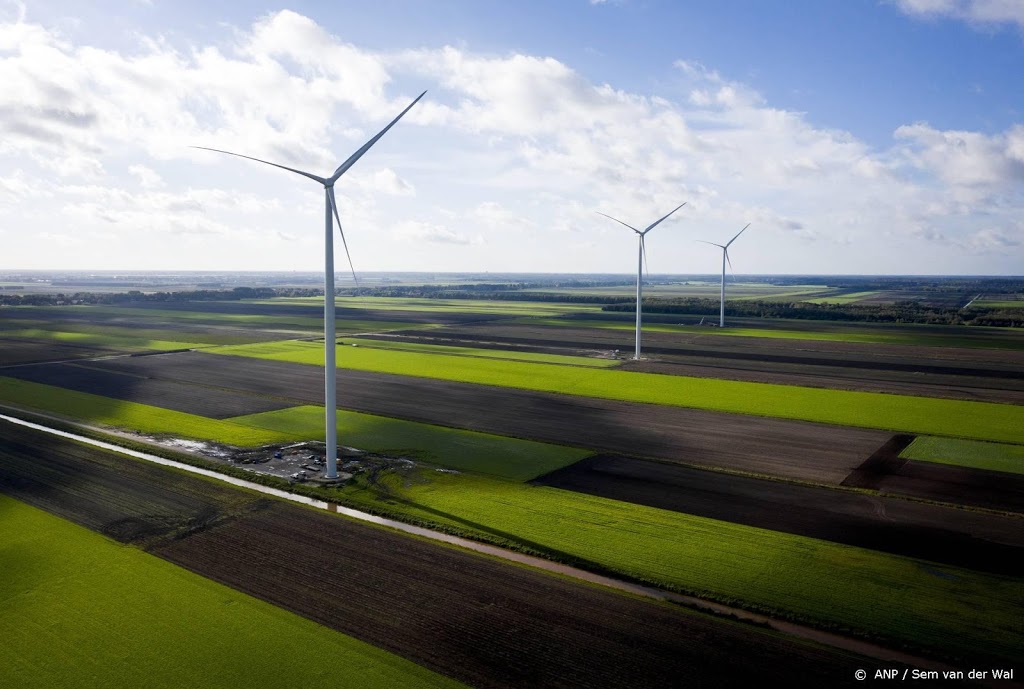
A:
[209,341,1024,443]
[229,405,589,480]
[901,437,1024,475]
[0,377,297,445]
[0,493,466,689]
[339,336,620,367]
[0,328,209,350]
[513,317,1024,349]
[0,413,970,669]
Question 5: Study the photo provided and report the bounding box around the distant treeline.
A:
[0,286,321,306]
[602,298,1024,327]
[3,281,1021,326]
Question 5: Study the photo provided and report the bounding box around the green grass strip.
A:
[801,291,882,304]
[901,437,1024,475]
[230,405,588,481]
[384,473,1023,663]
[1,328,206,351]
[340,337,619,368]
[251,296,605,317]
[515,318,1024,349]
[0,495,465,689]
[0,377,296,447]
[210,341,1024,444]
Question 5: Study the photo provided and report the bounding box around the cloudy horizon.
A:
[1,1,1022,275]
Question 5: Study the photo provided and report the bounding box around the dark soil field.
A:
[0,421,872,688]
[5,360,293,418]
[843,438,1024,512]
[394,323,1024,403]
[533,454,1023,575]
[0,337,122,367]
[90,351,890,484]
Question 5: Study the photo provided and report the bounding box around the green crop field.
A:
[231,406,588,480]
[901,437,1024,475]
[44,305,419,333]
[364,471,1023,664]
[253,296,605,317]
[0,377,296,446]
[515,317,1024,349]
[0,319,273,346]
[1,328,207,351]
[0,495,464,689]
[801,291,882,304]
[211,341,1024,443]
[339,338,619,367]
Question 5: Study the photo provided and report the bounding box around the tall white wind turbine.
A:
[698,223,750,328]
[194,91,427,480]
[597,203,686,359]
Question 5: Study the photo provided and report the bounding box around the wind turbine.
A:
[698,223,750,328]
[597,202,686,359]
[194,91,426,480]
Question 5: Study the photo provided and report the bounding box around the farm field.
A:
[901,436,1024,476]
[513,316,1024,350]
[0,495,465,689]
[210,340,1024,443]
[0,423,873,688]
[69,350,893,484]
[232,405,589,480]
[2,293,1023,677]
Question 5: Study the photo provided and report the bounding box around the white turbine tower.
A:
[699,223,750,328]
[194,91,426,480]
[597,203,686,360]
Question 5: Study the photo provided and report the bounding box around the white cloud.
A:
[892,0,1024,29]
[0,9,1021,273]
[128,164,163,189]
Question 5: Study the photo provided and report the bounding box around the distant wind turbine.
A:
[194,91,427,480]
[698,223,750,328]
[597,202,686,359]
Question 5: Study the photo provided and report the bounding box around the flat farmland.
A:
[0,496,466,689]
[0,422,874,688]
[87,350,890,484]
[6,361,292,418]
[404,320,1024,403]
[532,454,1023,574]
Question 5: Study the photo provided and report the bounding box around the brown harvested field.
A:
[0,421,872,688]
[4,360,294,418]
[91,351,891,484]
[392,323,1024,403]
[533,454,1024,575]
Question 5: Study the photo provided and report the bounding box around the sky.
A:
[1,0,1022,276]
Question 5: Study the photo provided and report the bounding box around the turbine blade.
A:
[725,222,751,248]
[330,91,428,182]
[696,240,725,248]
[596,211,642,234]
[190,146,327,185]
[641,202,686,234]
[327,186,358,286]
[725,248,734,274]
